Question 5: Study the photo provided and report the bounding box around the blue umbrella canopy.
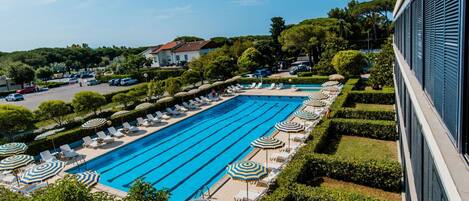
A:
[0,143,28,156]
[21,161,65,184]
[294,111,319,121]
[0,154,34,171]
[275,121,304,133]
[251,137,284,150]
[227,161,267,181]
[308,93,329,100]
[75,171,100,187]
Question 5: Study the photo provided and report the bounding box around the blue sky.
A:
[0,0,350,52]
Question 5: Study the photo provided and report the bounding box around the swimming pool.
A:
[68,95,306,200]
[241,83,321,92]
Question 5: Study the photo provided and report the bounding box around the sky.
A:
[0,0,350,52]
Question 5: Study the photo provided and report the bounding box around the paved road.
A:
[0,83,133,110]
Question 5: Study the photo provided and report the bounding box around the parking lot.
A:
[0,83,133,110]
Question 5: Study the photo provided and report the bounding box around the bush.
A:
[297,72,314,77]
[345,91,395,105]
[36,100,71,126]
[331,50,367,77]
[331,118,397,140]
[334,108,395,121]
[238,76,329,84]
[32,177,115,201]
[71,91,106,115]
[262,184,380,201]
[0,104,34,139]
[125,178,170,201]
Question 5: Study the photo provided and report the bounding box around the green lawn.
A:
[363,86,395,93]
[351,103,395,111]
[320,177,401,201]
[334,135,398,161]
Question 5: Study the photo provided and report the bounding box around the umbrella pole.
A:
[14,170,20,187]
[265,150,269,170]
[288,133,291,152]
[246,181,249,200]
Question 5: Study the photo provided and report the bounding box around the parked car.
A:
[108,79,122,86]
[120,78,138,86]
[289,64,311,75]
[241,73,255,78]
[16,86,36,94]
[254,69,272,78]
[5,93,24,101]
[69,77,79,84]
[86,79,99,86]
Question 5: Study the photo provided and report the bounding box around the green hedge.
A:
[334,108,395,121]
[297,72,314,77]
[304,154,402,192]
[330,118,397,140]
[96,69,184,83]
[345,91,395,105]
[238,76,329,84]
[102,83,147,103]
[262,184,380,201]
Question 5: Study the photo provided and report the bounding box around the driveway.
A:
[0,83,133,110]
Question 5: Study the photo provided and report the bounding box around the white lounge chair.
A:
[60,144,79,158]
[247,82,256,89]
[234,190,262,201]
[291,134,307,142]
[82,136,99,149]
[12,182,48,196]
[255,82,263,89]
[276,83,284,90]
[195,97,209,104]
[175,104,189,112]
[40,150,57,162]
[166,108,181,116]
[200,96,212,102]
[291,85,299,91]
[236,83,246,89]
[107,127,125,138]
[156,111,171,119]
[208,93,220,101]
[270,152,290,162]
[137,117,153,127]
[267,83,276,90]
[97,131,114,143]
[190,99,203,106]
[146,114,161,123]
[123,122,138,132]
[183,102,197,110]
[258,169,281,187]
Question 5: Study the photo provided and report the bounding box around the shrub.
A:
[368,37,394,87]
[238,76,329,84]
[237,47,263,72]
[345,91,395,105]
[112,93,132,108]
[32,177,115,201]
[334,108,395,121]
[71,91,106,115]
[330,118,397,140]
[0,104,34,139]
[331,50,367,77]
[262,184,380,201]
[125,178,170,201]
[36,100,72,126]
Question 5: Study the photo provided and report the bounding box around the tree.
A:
[165,77,182,96]
[205,55,236,80]
[173,36,204,42]
[37,100,71,126]
[125,178,170,201]
[0,186,29,201]
[4,61,35,88]
[369,38,394,87]
[32,177,115,201]
[279,25,327,66]
[146,80,164,102]
[270,17,286,62]
[188,58,207,83]
[71,91,106,115]
[0,105,34,139]
[237,47,263,73]
[112,93,132,108]
[314,34,349,75]
[181,70,201,86]
[331,50,367,77]
[36,67,54,81]
[125,54,151,72]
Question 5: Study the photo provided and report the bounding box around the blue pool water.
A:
[241,83,321,92]
[68,95,306,200]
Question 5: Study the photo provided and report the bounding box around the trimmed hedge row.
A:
[345,91,395,105]
[238,76,329,84]
[330,118,397,141]
[262,184,380,201]
[334,108,395,121]
[303,154,402,192]
[96,69,185,83]
[297,72,314,77]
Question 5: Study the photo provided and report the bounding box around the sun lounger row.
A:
[39,143,80,162]
[246,82,285,90]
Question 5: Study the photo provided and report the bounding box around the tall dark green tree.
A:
[270,17,286,63]
[369,37,394,87]
[4,61,35,88]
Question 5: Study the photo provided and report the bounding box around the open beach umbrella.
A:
[75,171,100,187]
[81,118,107,133]
[321,81,339,87]
[303,100,326,107]
[111,110,130,124]
[0,143,28,156]
[308,92,329,100]
[135,102,153,110]
[251,137,284,169]
[174,92,189,98]
[227,161,267,200]
[157,97,174,107]
[198,84,211,90]
[275,121,304,150]
[21,161,65,184]
[211,81,224,87]
[322,86,340,93]
[35,128,65,151]
[329,74,345,81]
[0,154,34,186]
[295,111,319,121]
[188,89,199,95]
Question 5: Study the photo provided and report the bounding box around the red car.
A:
[16,86,36,94]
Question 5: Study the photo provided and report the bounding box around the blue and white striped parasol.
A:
[275,121,304,133]
[294,111,319,121]
[308,92,329,100]
[227,161,267,200]
[0,154,34,171]
[20,161,65,184]
[251,137,284,169]
[75,171,100,187]
[321,81,339,87]
[303,99,326,107]
[0,143,28,156]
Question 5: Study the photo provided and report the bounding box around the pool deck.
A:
[56,88,324,199]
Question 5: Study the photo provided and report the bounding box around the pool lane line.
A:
[99,101,259,175]
[150,103,289,188]
[181,104,294,200]
[106,102,270,183]
[121,103,282,188]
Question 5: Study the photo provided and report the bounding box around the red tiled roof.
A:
[174,41,217,52]
[151,41,182,54]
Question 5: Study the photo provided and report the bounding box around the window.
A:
[175,55,180,61]
[184,55,188,61]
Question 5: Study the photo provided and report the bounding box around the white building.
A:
[145,40,218,67]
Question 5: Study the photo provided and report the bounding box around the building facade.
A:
[146,40,217,67]
[393,0,468,200]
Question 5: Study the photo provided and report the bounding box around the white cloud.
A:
[232,0,266,6]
